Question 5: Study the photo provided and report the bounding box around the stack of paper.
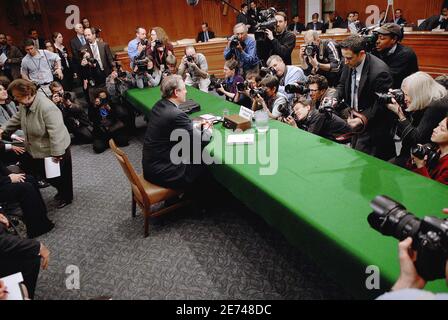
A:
[227,133,255,145]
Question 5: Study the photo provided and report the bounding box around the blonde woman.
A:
[387,71,448,166]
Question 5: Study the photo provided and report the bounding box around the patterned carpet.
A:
[32,123,351,300]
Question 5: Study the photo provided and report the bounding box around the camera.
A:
[304,44,319,57]
[99,98,109,108]
[376,89,406,107]
[229,36,244,50]
[186,56,195,63]
[368,195,448,281]
[209,76,227,95]
[318,97,337,119]
[411,143,440,167]
[236,81,249,92]
[254,8,277,42]
[285,82,310,95]
[358,26,379,52]
[250,88,267,98]
[134,58,149,73]
[87,57,96,65]
[114,62,127,78]
[260,67,275,78]
[277,103,294,118]
[140,39,149,46]
[154,39,164,49]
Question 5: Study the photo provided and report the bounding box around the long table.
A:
[126,87,448,299]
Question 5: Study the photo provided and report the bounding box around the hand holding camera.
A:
[264,29,274,41]
[284,116,298,128]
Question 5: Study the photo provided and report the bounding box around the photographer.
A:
[282,97,350,141]
[178,46,210,93]
[307,75,336,109]
[408,117,448,185]
[49,82,93,144]
[387,72,448,167]
[299,30,342,87]
[252,75,287,120]
[106,62,135,98]
[267,55,307,103]
[224,23,260,76]
[91,90,129,154]
[133,57,162,89]
[215,60,244,103]
[146,27,174,71]
[128,27,148,68]
[373,23,419,89]
[234,70,262,109]
[257,11,296,66]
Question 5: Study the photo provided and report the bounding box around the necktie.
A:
[80,36,86,46]
[92,43,103,70]
[313,23,317,31]
[204,32,209,42]
[351,69,358,110]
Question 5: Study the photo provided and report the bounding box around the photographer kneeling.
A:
[91,90,129,154]
[283,97,351,141]
[133,56,161,89]
[178,46,210,93]
[49,82,93,144]
[252,75,288,120]
[387,72,448,167]
[408,117,448,185]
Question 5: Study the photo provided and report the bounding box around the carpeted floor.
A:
[31,122,351,300]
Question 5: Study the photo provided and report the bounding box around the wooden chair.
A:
[109,139,190,237]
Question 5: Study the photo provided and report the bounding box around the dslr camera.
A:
[154,39,164,50]
[209,76,227,95]
[134,57,149,74]
[140,39,149,46]
[236,81,249,92]
[411,143,440,167]
[304,44,319,57]
[368,195,448,281]
[278,103,294,118]
[229,36,244,50]
[285,82,310,95]
[376,89,406,107]
[260,67,275,78]
[250,87,267,98]
[254,8,277,42]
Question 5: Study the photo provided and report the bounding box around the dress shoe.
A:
[37,180,50,189]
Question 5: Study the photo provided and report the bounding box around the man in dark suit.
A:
[248,1,261,33]
[0,33,23,80]
[288,15,306,34]
[27,29,45,50]
[82,27,114,78]
[0,211,50,299]
[236,4,250,28]
[373,23,419,89]
[70,23,87,76]
[419,7,448,31]
[196,22,215,43]
[336,35,396,161]
[392,9,407,25]
[306,13,326,33]
[143,75,212,190]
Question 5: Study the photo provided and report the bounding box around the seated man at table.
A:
[142,75,212,190]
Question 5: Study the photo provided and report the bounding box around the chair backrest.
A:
[109,139,151,208]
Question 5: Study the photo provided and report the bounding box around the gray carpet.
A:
[32,124,350,300]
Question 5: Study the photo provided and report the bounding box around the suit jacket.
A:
[237,13,249,26]
[70,36,85,74]
[306,22,326,33]
[391,17,407,25]
[419,15,448,31]
[81,41,115,77]
[142,99,211,188]
[0,223,40,260]
[0,45,23,79]
[288,23,306,33]
[374,43,419,89]
[336,53,396,160]
[196,31,215,43]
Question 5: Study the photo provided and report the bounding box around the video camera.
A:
[285,82,310,95]
[368,195,448,281]
[358,25,380,52]
[376,89,406,107]
[254,8,277,41]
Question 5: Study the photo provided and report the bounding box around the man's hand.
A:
[392,237,426,291]
[52,94,62,104]
[55,69,64,80]
[265,29,274,41]
[137,43,146,54]
[347,117,363,130]
[236,42,244,52]
[0,214,9,228]
[0,280,8,300]
[387,98,405,120]
[52,156,64,164]
[285,116,298,128]
[9,174,25,184]
[12,146,25,155]
[39,243,50,270]
[309,54,319,69]
[299,45,306,59]
[411,150,427,169]
[110,71,118,80]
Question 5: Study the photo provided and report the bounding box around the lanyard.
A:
[30,53,43,72]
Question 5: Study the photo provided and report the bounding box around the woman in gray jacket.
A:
[0,79,73,209]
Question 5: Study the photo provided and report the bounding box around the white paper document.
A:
[200,114,217,121]
[227,133,255,145]
[1,273,24,301]
[0,53,7,65]
[45,157,61,179]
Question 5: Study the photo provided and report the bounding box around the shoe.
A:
[37,180,50,189]
[57,200,72,209]
[28,221,55,238]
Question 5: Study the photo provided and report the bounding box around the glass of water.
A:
[222,109,230,119]
[255,110,269,134]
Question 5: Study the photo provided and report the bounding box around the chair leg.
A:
[132,194,137,218]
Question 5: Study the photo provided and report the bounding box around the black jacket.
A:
[298,109,351,141]
[419,15,448,31]
[258,30,296,66]
[288,23,306,33]
[373,43,419,89]
[81,41,115,77]
[0,223,40,260]
[336,53,396,160]
[142,99,211,188]
[306,22,326,33]
[237,13,249,26]
[196,31,215,43]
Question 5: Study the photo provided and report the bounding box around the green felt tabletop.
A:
[126,87,448,298]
